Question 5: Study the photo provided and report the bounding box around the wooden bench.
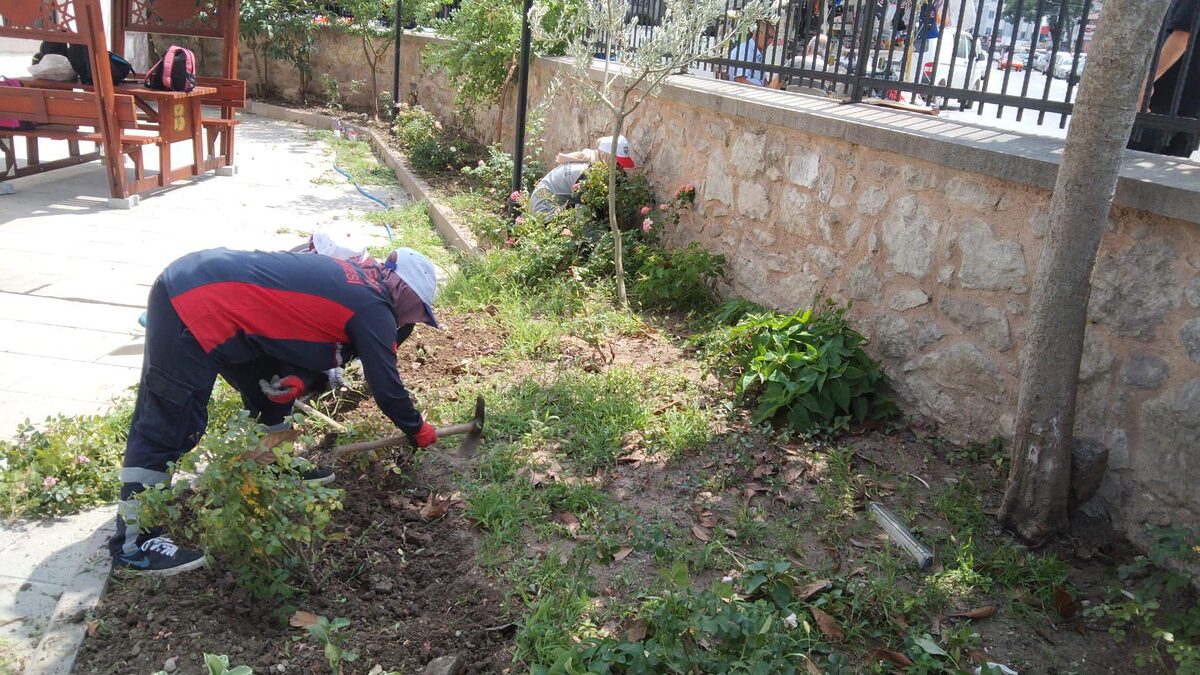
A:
[197,76,246,171]
[0,87,164,191]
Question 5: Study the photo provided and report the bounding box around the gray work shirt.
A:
[530,162,589,215]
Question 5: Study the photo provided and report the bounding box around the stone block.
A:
[106,195,140,209]
[0,183,14,195]
[943,176,997,210]
[736,181,770,220]
[938,296,1012,351]
[914,319,945,349]
[778,187,813,236]
[1186,276,1200,308]
[1182,317,1200,363]
[1078,331,1115,382]
[1136,379,1200,514]
[856,186,889,216]
[902,164,937,191]
[731,131,766,176]
[804,245,842,278]
[1122,354,1169,389]
[424,656,464,675]
[216,165,239,177]
[889,289,930,312]
[847,261,883,304]
[1088,236,1180,339]
[882,195,940,279]
[703,156,733,206]
[872,314,913,360]
[788,149,820,188]
[959,221,1028,293]
[1071,439,1109,507]
[901,343,1007,431]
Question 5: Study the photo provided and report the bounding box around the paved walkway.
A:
[0,113,408,673]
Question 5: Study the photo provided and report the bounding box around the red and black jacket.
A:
[161,248,423,434]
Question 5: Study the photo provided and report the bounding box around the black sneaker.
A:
[300,466,336,485]
[112,536,205,576]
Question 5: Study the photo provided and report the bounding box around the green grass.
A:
[362,204,459,272]
[310,130,397,186]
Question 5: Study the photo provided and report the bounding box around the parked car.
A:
[1031,50,1051,72]
[997,53,1025,71]
[911,31,987,109]
[1054,54,1085,81]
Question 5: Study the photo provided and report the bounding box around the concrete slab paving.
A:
[0,113,410,673]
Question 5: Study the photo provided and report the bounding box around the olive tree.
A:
[338,0,396,119]
[532,0,770,306]
[997,0,1171,542]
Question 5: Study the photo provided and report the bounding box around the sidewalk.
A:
[0,114,409,673]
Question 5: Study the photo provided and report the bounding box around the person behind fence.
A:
[529,135,636,216]
[108,246,442,575]
[1127,0,1199,157]
[728,19,782,89]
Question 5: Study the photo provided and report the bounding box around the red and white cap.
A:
[597,135,635,169]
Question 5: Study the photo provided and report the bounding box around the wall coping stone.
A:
[402,31,1200,226]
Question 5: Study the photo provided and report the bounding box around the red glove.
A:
[410,421,438,448]
[259,375,305,404]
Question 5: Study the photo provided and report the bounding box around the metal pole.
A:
[392,0,404,110]
[511,0,534,204]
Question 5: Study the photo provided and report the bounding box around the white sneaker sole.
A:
[305,471,336,485]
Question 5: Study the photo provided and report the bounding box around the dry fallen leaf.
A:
[871,648,914,667]
[553,512,581,534]
[698,510,718,528]
[796,579,832,601]
[812,608,846,642]
[801,654,824,675]
[419,496,453,521]
[691,525,712,542]
[613,546,634,562]
[1053,586,1080,621]
[289,610,319,628]
[949,606,998,620]
[623,617,648,642]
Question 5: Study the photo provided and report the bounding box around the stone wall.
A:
[239,30,1200,548]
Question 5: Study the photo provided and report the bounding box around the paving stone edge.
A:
[245,101,483,259]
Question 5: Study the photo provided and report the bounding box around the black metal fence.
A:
[621,0,1199,157]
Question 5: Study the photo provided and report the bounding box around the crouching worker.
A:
[529,135,636,216]
[109,247,441,575]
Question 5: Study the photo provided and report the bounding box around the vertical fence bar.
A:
[976,0,1007,116]
[1034,0,1071,124]
[391,0,403,110]
[1059,0,1092,127]
[510,0,533,205]
[850,0,877,101]
[1013,0,1046,121]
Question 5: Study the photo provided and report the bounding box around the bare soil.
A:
[75,307,1160,674]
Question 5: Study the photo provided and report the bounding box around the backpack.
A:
[0,78,36,131]
[144,45,196,92]
[66,45,134,85]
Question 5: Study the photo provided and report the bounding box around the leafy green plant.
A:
[0,401,133,520]
[630,242,725,312]
[730,300,894,434]
[139,414,342,599]
[306,615,359,673]
[152,654,254,675]
[335,0,396,118]
[462,144,543,195]
[576,161,656,232]
[391,103,441,149]
[1086,527,1200,671]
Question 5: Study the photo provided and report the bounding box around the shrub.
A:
[139,413,342,599]
[730,300,894,434]
[576,161,656,231]
[630,242,726,312]
[0,402,133,520]
[391,103,440,149]
[462,145,544,195]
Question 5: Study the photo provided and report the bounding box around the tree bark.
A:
[363,38,379,119]
[495,62,517,145]
[609,113,627,307]
[998,0,1171,543]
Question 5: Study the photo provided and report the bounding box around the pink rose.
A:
[433,120,443,130]
[505,237,517,247]
[477,159,486,167]
[560,228,573,237]
[510,191,521,201]
[43,476,58,489]
[642,218,653,232]
[76,454,91,464]
[515,216,525,225]
[640,205,651,216]
[659,203,668,211]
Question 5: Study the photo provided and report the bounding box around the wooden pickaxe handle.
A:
[332,396,485,458]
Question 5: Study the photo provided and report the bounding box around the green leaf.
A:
[913,635,948,657]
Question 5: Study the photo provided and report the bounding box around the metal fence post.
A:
[511,0,534,209]
[392,0,403,111]
[849,0,876,103]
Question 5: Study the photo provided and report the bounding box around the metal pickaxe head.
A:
[454,395,486,454]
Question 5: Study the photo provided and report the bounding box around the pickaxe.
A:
[332,395,486,458]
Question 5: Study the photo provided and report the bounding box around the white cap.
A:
[597,135,635,168]
[384,247,439,328]
[308,229,369,263]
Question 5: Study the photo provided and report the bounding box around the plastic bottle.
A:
[333,119,345,139]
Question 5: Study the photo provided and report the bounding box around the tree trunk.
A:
[997,0,1171,543]
[609,113,627,307]
[363,37,379,120]
[495,61,517,145]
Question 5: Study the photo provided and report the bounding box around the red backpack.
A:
[0,78,35,130]
[144,45,196,92]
